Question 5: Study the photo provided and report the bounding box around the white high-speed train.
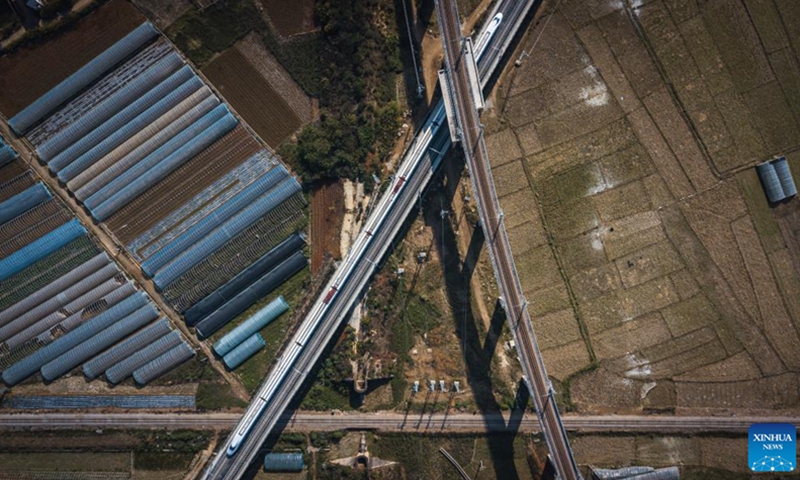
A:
[226,12,504,458]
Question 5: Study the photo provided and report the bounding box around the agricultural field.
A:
[235,33,315,125]
[0,0,144,117]
[484,0,800,415]
[259,0,316,37]
[310,180,344,273]
[571,433,759,477]
[0,429,211,479]
[203,47,303,148]
[0,4,310,404]
[0,160,26,184]
[105,125,262,244]
[0,157,233,401]
[368,432,537,480]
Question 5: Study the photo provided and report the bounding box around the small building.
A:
[264,452,304,472]
[757,157,797,203]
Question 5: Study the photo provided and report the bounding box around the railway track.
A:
[435,0,580,478]
[1,412,793,433]
[201,1,538,478]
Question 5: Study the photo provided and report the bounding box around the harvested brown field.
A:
[235,33,314,124]
[106,125,260,243]
[259,0,315,37]
[485,0,800,414]
[310,180,344,273]
[0,0,145,117]
[573,433,753,474]
[203,47,301,148]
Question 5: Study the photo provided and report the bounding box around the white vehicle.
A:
[475,13,503,59]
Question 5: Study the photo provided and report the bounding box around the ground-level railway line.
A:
[1,412,794,434]
[201,1,537,478]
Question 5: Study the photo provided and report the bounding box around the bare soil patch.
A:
[235,33,314,124]
[310,180,344,273]
[259,0,315,37]
[203,47,302,148]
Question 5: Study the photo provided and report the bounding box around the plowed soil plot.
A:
[203,48,301,148]
[0,161,25,184]
[105,125,260,243]
[259,0,315,37]
[310,180,344,273]
[0,0,144,117]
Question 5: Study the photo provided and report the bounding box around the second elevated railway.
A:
[435,0,581,477]
[202,1,539,478]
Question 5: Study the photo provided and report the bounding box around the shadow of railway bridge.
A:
[425,155,524,480]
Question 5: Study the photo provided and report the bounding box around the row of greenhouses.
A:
[0,168,193,387]
[8,21,309,347]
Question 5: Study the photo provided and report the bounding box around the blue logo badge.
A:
[749,423,796,472]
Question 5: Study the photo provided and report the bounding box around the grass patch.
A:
[134,452,194,471]
[309,431,345,448]
[167,0,323,95]
[735,171,783,252]
[298,327,357,411]
[166,0,263,67]
[0,452,130,472]
[274,432,306,450]
[300,383,351,411]
[195,381,247,410]
[132,430,212,453]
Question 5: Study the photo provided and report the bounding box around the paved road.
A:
[435,0,580,478]
[0,412,795,433]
